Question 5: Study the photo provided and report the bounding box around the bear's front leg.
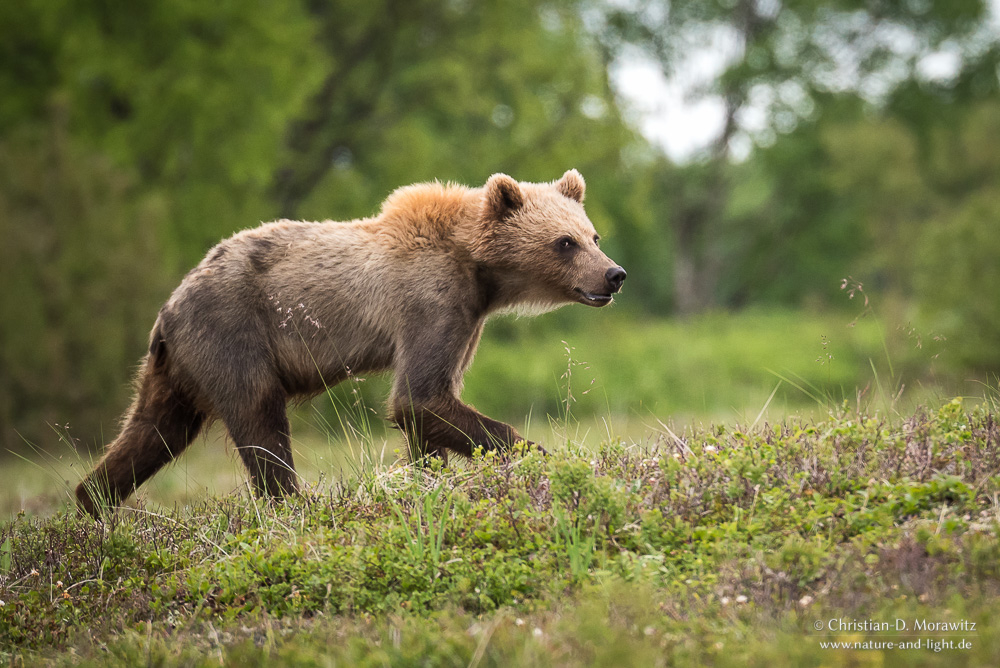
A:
[392,394,526,458]
[389,317,528,458]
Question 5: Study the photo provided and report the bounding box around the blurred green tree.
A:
[277,1,642,225]
[0,0,329,450]
[0,0,646,451]
[596,0,999,313]
[4,0,999,454]
[0,113,166,451]
[822,103,1000,371]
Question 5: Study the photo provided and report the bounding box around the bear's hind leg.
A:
[223,388,298,498]
[76,368,205,518]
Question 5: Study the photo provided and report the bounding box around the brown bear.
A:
[75,170,626,517]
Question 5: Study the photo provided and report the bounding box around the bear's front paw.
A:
[514,439,547,456]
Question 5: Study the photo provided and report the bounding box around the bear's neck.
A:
[473,264,560,317]
[473,263,507,315]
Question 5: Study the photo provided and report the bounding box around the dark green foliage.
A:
[0,121,167,450]
[0,0,639,451]
[4,0,1000,451]
[0,0,323,450]
[597,0,1000,337]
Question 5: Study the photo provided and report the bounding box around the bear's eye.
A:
[593,235,601,246]
[557,236,578,251]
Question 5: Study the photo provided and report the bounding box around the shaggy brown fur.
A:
[76,170,626,517]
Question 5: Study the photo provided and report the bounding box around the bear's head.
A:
[473,170,626,313]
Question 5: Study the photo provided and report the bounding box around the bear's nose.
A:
[605,266,626,293]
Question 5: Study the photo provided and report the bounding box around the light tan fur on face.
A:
[471,170,621,312]
[74,170,625,517]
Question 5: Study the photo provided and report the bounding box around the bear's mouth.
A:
[574,289,613,307]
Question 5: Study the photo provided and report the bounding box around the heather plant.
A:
[2,399,1000,665]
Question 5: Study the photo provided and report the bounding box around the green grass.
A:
[3,399,1000,666]
[2,306,995,664]
[288,305,959,439]
[445,305,956,424]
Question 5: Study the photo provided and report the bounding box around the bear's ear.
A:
[555,169,585,203]
[484,173,525,220]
